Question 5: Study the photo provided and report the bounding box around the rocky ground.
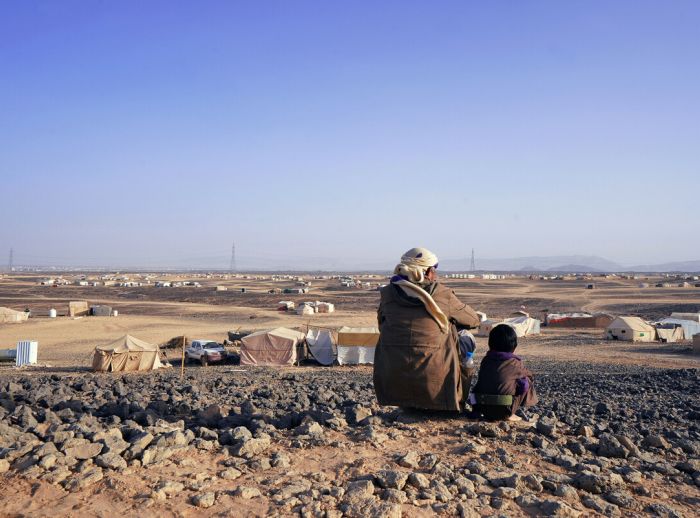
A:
[1,362,699,517]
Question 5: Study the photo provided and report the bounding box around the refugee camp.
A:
[2,2,700,517]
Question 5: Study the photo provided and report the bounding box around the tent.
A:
[476,319,502,337]
[306,329,336,365]
[316,302,335,313]
[606,317,656,342]
[655,325,685,343]
[297,304,315,316]
[336,326,379,365]
[506,315,541,337]
[90,305,113,317]
[240,327,306,366]
[546,313,614,329]
[68,301,89,317]
[0,307,29,323]
[477,316,541,338]
[92,335,166,372]
[658,318,700,341]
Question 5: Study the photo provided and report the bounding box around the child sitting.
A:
[470,324,538,421]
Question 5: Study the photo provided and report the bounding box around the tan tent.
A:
[655,325,685,343]
[606,316,656,342]
[0,307,29,323]
[92,335,165,372]
[68,301,89,317]
[240,327,306,366]
[337,326,379,365]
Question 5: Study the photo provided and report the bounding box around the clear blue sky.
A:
[1,1,698,269]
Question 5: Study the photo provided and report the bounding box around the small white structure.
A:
[16,340,38,367]
[48,308,57,318]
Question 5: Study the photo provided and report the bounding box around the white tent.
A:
[606,316,656,342]
[477,316,540,338]
[506,315,541,337]
[92,335,166,372]
[0,307,29,324]
[476,319,501,337]
[658,318,700,341]
[297,304,315,316]
[337,326,379,365]
[240,327,306,366]
[306,329,336,366]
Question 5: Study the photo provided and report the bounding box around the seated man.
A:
[471,324,538,421]
[373,247,481,411]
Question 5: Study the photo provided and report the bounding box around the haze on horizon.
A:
[1,1,699,271]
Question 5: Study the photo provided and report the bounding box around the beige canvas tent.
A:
[337,326,379,365]
[240,327,306,366]
[92,335,166,372]
[0,307,29,323]
[655,325,685,343]
[68,301,89,317]
[606,317,656,342]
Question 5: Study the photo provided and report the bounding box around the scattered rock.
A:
[191,491,216,508]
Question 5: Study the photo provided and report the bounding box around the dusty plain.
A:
[0,272,699,517]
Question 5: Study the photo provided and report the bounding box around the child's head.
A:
[488,324,518,353]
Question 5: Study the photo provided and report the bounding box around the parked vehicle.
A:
[185,340,226,366]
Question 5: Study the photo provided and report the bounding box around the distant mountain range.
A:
[12,254,700,273]
[438,255,700,273]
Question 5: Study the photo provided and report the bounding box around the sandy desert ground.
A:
[0,272,699,517]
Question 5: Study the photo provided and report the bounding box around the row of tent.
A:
[606,315,700,343]
[91,327,382,372]
[89,311,700,373]
[240,326,378,366]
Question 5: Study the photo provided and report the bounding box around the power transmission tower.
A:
[229,242,236,273]
[7,248,13,272]
[470,248,476,272]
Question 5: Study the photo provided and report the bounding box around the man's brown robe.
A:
[373,282,480,411]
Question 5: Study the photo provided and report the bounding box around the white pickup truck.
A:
[185,340,227,366]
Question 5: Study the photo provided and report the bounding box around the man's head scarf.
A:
[393,247,439,285]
